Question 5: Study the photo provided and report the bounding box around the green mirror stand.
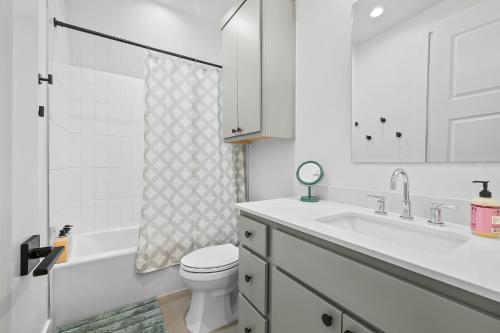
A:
[296,161,324,203]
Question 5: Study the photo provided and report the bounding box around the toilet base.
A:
[185,289,238,333]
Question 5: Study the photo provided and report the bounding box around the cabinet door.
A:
[239,294,267,333]
[222,14,239,138]
[239,247,268,314]
[271,268,343,333]
[237,0,262,135]
[342,314,375,333]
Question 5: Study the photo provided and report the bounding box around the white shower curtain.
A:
[136,52,246,273]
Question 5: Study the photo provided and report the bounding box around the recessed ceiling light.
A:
[370,6,384,18]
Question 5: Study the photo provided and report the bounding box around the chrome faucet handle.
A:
[428,203,458,225]
[367,195,387,215]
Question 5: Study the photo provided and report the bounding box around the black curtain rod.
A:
[53,18,223,69]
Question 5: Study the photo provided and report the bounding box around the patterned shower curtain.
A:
[136,52,246,273]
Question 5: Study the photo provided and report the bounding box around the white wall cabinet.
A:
[222,0,295,143]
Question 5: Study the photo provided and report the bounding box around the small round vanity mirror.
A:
[296,161,324,202]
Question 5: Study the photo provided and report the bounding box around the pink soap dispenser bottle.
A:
[471,181,500,238]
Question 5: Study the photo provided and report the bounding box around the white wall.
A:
[2,0,51,332]
[63,0,238,65]
[47,0,240,234]
[0,0,13,330]
[352,21,428,162]
[248,140,295,201]
[293,0,500,203]
[49,61,145,234]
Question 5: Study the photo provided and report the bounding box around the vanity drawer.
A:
[343,314,375,333]
[272,230,500,333]
[239,246,268,314]
[238,215,268,257]
[239,294,267,333]
[271,268,343,333]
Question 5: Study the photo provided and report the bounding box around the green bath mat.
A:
[56,298,167,333]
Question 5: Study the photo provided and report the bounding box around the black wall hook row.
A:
[20,235,64,276]
[38,73,53,85]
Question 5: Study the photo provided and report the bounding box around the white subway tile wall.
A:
[49,61,144,234]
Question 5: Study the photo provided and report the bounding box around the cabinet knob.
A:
[232,129,237,134]
[244,231,253,238]
[244,328,252,333]
[244,274,252,282]
[321,313,333,327]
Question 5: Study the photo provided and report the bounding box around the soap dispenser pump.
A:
[471,181,500,238]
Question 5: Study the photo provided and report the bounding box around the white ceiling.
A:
[150,0,239,23]
[352,0,445,43]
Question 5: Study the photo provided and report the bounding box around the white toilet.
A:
[180,243,239,333]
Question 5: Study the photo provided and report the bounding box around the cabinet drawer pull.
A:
[244,231,253,238]
[244,328,252,333]
[321,313,333,327]
[244,274,252,282]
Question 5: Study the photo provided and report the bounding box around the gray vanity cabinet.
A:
[271,268,343,333]
[238,215,268,257]
[237,217,269,333]
[239,247,268,314]
[342,314,375,333]
[239,294,267,333]
[237,213,500,333]
[221,0,295,143]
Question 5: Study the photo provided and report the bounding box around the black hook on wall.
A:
[396,132,402,138]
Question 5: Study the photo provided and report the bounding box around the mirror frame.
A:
[296,161,324,186]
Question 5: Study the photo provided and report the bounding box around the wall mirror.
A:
[351,0,500,163]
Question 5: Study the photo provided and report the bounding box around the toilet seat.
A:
[180,244,238,274]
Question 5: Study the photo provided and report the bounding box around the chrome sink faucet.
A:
[390,168,413,220]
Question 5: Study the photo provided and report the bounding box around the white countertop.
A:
[236,198,500,303]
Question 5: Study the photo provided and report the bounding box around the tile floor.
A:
[158,289,238,333]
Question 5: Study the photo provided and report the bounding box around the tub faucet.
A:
[390,168,413,220]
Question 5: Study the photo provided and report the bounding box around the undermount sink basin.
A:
[315,213,469,254]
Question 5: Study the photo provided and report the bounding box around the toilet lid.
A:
[181,244,238,273]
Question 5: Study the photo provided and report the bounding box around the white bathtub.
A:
[52,226,184,327]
